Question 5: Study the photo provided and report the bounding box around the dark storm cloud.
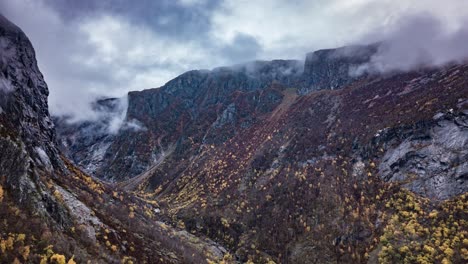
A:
[221,33,262,63]
[46,0,220,40]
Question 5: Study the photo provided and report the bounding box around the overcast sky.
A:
[1,0,468,119]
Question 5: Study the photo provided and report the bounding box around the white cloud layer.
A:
[1,0,468,122]
[353,14,468,75]
[1,0,222,121]
[212,0,468,59]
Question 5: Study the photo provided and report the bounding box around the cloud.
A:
[177,0,208,7]
[220,33,262,62]
[100,97,128,134]
[1,0,468,125]
[211,0,468,60]
[353,13,468,74]
[0,0,222,121]
[211,0,374,59]
[122,119,147,132]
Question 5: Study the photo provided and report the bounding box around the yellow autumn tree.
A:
[50,254,66,264]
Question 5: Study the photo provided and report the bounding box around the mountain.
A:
[1,13,467,264]
[55,44,378,182]
[55,30,468,263]
[0,15,228,264]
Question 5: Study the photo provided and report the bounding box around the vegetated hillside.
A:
[0,15,229,264]
[57,38,468,264]
[128,65,467,263]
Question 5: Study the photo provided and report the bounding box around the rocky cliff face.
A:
[299,44,378,94]
[144,64,467,263]
[0,13,64,207]
[377,109,467,200]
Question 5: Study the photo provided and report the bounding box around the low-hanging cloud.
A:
[212,0,468,75]
[60,95,146,135]
[0,0,255,123]
[0,1,220,121]
[122,119,147,132]
[1,0,468,126]
[353,13,468,75]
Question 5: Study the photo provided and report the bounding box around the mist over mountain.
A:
[1,2,468,264]
[2,0,468,123]
[354,13,468,74]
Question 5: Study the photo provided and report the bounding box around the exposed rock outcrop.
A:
[378,107,467,199]
[0,13,63,206]
[299,44,378,94]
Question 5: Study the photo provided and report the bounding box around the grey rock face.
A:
[54,116,115,175]
[54,185,103,242]
[378,110,467,199]
[0,16,53,144]
[212,103,237,129]
[0,15,64,199]
[299,44,378,94]
[0,15,83,233]
[127,60,302,123]
[0,137,30,202]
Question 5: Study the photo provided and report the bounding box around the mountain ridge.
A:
[56,43,379,182]
[1,13,466,264]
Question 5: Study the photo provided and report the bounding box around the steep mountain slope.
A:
[0,15,229,264]
[56,45,377,182]
[55,32,468,264]
[138,65,467,263]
